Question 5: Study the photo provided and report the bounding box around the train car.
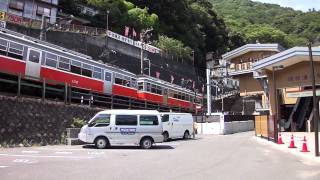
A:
[0,28,201,110]
[137,76,201,109]
[0,29,138,98]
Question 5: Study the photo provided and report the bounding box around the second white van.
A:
[161,113,194,141]
[78,110,164,149]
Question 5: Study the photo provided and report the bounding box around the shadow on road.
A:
[81,144,174,150]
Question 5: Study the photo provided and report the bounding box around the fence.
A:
[255,115,276,141]
[0,70,193,113]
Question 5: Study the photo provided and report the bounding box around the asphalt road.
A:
[0,131,319,180]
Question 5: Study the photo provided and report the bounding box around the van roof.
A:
[99,109,160,115]
[160,112,192,115]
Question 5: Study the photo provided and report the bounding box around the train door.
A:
[25,48,42,78]
[104,70,113,94]
[163,88,168,105]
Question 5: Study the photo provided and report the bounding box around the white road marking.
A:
[0,153,93,159]
[0,166,9,168]
[13,159,31,163]
[21,151,40,154]
[88,151,105,155]
[55,151,73,155]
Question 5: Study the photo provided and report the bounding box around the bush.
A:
[70,118,87,128]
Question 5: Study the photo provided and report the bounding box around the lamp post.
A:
[143,58,151,76]
[140,28,153,75]
[308,42,319,157]
[105,10,110,49]
[272,65,284,143]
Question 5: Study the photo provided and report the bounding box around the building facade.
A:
[0,0,58,24]
[222,44,284,115]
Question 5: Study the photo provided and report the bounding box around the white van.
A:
[78,110,164,149]
[161,113,194,141]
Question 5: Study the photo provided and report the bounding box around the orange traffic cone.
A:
[278,133,284,144]
[288,134,296,148]
[300,136,309,152]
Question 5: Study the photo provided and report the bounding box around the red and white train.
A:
[0,29,202,110]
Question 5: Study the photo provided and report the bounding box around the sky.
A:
[252,0,320,12]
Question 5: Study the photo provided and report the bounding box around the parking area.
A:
[1,132,320,180]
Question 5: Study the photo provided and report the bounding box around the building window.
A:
[37,6,51,16]
[9,0,24,11]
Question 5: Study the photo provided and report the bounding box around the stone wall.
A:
[0,96,102,146]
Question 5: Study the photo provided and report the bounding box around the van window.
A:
[115,115,137,126]
[140,115,159,126]
[88,114,110,127]
[161,115,169,122]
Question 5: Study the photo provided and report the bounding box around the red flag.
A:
[171,75,174,83]
[124,26,129,37]
[132,28,137,37]
[156,71,160,78]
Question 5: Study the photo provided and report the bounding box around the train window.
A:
[71,60,81,67]
[181,93,185,100]
[146,83,151,92]
[93,72,102,79]
[82,69,92,77]
[83,64,93,70]
[151,84,157,93]
[0,39,8,55]
[58,57,70,71]
[131,78,137,88]
[82,64,92,77]
[156,86,162,95]
[115,77,122,85]
[8,42,23,60]
[138,82,143,91]
[28,50,40,63]
[173,91,178,99]
[45,53,57,68]
[105,72,111,81]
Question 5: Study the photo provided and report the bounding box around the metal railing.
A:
[0,70,195,113]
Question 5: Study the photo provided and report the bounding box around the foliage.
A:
[154,35,192,58]
[70,118,87,128]
[210,0,320,47]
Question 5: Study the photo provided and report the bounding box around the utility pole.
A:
[105,10,110,49]
[308,42,319,157]
[40,15,46,40]
[140,28,153,75]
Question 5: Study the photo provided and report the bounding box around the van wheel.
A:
[183,131,190,139]
[140,137,153,149]
[163,132,169,142]
[95,137,109,149]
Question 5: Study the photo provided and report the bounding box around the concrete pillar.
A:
[206,68,211,115]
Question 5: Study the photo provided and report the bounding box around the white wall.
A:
[197,120,254,135]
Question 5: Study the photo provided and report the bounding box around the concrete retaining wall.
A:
[197,120,254,135]
[0,96,101,146]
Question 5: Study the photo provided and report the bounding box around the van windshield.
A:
[88,114,111,127]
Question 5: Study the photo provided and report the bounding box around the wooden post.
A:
[42,78,46,101]
[17,73,21,97]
